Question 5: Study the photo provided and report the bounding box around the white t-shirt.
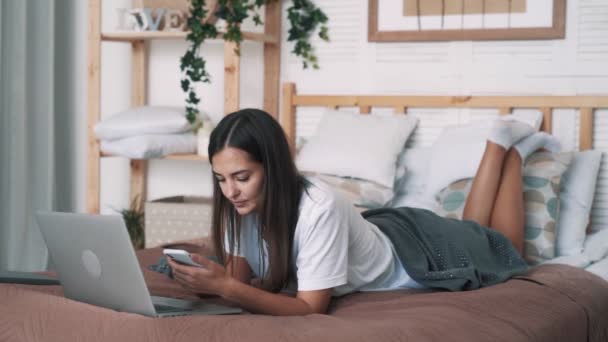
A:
[226,178,423,296]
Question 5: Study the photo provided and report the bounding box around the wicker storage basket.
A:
[144,196,213,248]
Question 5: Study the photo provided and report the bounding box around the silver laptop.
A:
[35,211,242,317]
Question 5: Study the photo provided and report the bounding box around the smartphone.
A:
[163,249,203,268]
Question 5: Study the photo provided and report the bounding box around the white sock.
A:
[511,112,543,131]
[488,116,536,149]
[514,132,561,161]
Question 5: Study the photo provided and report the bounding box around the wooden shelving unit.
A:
[101,30,279,43]
[87,0,282,213]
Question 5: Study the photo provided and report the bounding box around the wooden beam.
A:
[357,95,608,108]
[580,108,594,151]
[130,37,148,208]
[129,160,147,209]
[101,152,208,162]
[263,1,282,117]
[394,106,407,114]
[280,83,297,156]
[499,107,512,115]
[131,41,147,107]
[540,107,553,134]
[292,95,358,107]
[224,41,240,114]
[87,0,102,214]
[290,94,608,109]
[359,106,371,114]
[101,31,278,43]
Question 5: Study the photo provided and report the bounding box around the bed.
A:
[1,242,607,341]
[2,84,608,341]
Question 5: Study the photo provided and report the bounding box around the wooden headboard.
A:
[279,82,608,153]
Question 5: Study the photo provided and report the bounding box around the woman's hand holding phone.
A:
[165,249,231,297]
[163,249,203,268]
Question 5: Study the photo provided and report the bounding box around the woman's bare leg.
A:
[489,149,525,254]
[490,132,562,254]
[462,142,507,227]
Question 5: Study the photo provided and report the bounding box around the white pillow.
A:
[582,229,608,263]
[394,146,433,196]
[556,150,603,256]
[95,106,193,141]
[542,254,591,268]
[296,111,418,188]
[423,113,542,198]
[586,257,608,281]
[389,147,437,210]
[100,133,197,159]
[423,122,489,198]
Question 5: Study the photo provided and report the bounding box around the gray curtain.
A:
[0,0,78,271]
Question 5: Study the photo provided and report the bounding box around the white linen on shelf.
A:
[100,133,197,159]
[95,106,194,141]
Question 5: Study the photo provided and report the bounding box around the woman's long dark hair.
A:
[208,108,306,292]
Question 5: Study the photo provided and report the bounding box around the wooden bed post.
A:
[580,108,594,151]
[281,83,297,156]
[359,105,371,114]
[498,107,512,115]
[394,106,407,114]
[541,107,553,134]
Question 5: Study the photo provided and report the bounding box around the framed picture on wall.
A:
[368,0,566,42]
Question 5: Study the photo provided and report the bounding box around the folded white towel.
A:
[95,106,194,141]
[100,133,197,159]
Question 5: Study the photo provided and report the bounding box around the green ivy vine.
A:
[180,0,329,125]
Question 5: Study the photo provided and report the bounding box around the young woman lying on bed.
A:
[166,108,561,316]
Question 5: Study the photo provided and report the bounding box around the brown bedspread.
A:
[1,243,607,342]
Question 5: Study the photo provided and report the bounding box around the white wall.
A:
[74,1,608,229]
[95,0,265,213]
[279,0,608,231]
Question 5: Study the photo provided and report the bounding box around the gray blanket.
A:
[363,207,529,291]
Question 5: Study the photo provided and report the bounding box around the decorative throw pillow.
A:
[434,151,574,265]
[296,110,418,188]
[303,172,395,209]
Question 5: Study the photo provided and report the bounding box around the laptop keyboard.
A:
[154,304,192,313]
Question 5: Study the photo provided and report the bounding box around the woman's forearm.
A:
[220,277,316,316]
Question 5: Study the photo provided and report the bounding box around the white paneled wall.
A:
[577,0,608,62]
[95,0,608,231]
[281,0,608,232]
[591,111,608,232]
